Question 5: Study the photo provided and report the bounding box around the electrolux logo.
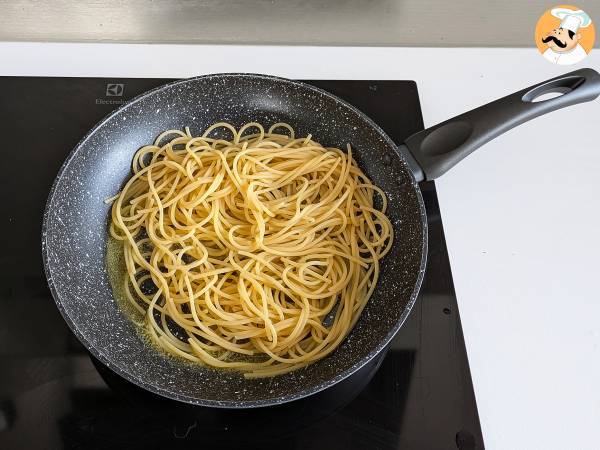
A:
[106,83,124,96]
[95,83,127,105]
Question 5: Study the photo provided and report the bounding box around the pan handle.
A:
[403,68,600,181]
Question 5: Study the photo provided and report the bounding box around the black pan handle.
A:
[403,68,600,181]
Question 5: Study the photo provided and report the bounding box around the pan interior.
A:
[43,74,426,407]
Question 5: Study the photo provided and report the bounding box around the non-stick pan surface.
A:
[43,74,427,407]
[44,68,600,407]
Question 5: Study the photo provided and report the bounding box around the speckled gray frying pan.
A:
[43,69,600,408]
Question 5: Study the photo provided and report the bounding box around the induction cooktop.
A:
[0,77,484,450]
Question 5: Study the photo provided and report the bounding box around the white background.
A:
[2,43,599,450]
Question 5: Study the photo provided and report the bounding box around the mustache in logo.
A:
[542,35,567,48]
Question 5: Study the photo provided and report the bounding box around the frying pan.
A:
[43,68,600,408]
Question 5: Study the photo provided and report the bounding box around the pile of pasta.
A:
[109,122,393,378]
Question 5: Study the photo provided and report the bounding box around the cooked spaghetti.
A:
[109,122,393,378]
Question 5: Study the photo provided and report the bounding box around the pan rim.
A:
[41,73,428,408]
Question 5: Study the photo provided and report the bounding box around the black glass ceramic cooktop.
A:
[0,77,484,450]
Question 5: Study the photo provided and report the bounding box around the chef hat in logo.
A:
[551,8,592,33]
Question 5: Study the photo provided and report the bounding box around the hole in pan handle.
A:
[401,68,600,182]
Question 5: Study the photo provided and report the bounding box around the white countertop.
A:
[2,42,599,450]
